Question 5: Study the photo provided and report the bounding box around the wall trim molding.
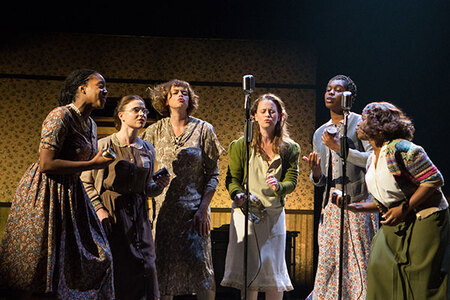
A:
[0,73,316,90]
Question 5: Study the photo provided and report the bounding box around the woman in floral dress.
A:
[303,75,378,299]
[0,69,114,299]
[141,79,224,300]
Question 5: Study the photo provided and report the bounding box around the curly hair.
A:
[113,95,145,130]
[328,74,357,103]
[147,79,199,117]
[359,102,415,143]
[58,69,98,105]
[250,93,291,158]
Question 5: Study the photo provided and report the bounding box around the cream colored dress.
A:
[221,151,293,292]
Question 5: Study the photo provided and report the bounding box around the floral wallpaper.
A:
[0,32,316,210]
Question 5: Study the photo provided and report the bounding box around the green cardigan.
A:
[225,136,300,206]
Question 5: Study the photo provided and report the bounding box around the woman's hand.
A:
[233,193,246,207]
[381,204,409,226]
[96,208,113,236]
[322,131,340,153]
[154,174,170,190]
[331,191,379,214]
[302,152,322,181]
[90,149,114,170]
[194,206,211,237]
[266,173,280,191]
[346,202,365,212]
[330,190,344,207]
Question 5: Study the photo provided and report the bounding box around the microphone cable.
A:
[247,220,262,288]
[344,206,364,300]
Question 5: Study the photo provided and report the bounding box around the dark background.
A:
[1,1,449,297]
[2,0,449,191]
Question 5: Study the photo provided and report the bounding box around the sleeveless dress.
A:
[0,105,114,299]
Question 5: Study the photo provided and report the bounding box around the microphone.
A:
[341,91,352,111]
[243,75,255,95]
[325,125,338,136]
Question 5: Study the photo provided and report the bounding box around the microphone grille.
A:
[243,75,255,93]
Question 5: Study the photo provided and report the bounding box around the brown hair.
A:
[250,93,291,159]
[147,79,199,117]
[359,101,415,144]
[113,95,145,130]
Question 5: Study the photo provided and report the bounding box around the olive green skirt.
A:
[367,209,450,300]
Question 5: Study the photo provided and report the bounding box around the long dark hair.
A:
[58,69,98,105]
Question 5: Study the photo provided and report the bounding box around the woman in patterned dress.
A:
[0,69,115,299]
[141,80,224,300]
[303,75,378,299]
[81,95,170,300]
[221,93,300,300]
[346,102,449,299]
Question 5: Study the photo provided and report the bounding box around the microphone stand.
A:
[338,108,350,299]
[243,92,252,300]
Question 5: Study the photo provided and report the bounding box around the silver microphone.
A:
[325,125,338,136]
[341,91,352,111]
[243,75,255,95]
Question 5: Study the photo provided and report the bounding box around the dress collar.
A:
[111,133,144,149]
[67,103,90,132]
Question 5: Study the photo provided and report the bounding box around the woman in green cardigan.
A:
[221,93,300,300]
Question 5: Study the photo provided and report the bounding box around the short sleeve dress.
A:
[0,104,114,299]
[141,116,224,296]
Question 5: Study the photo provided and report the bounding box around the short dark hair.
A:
[113,95,145,130]
[328,74,357,102]
[58,69,98,105]
[359,101,415,143]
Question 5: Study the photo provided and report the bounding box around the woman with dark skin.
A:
[303,75,377,299]
[0,69,114,299]
[345,101,449,299]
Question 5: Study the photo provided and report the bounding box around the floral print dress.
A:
[307,150,378,300]
[0,105,114,299]
[141,116,224,296]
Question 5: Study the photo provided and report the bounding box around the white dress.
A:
[221,151,293,292]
